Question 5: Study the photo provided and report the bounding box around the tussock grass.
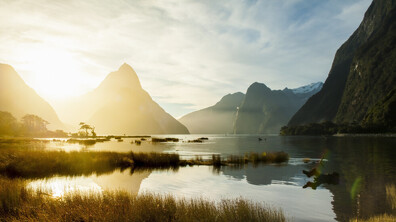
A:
[130,152,180,168]
[0,148,289,179]
[152,137,179,142]
[0,150,134,178]
[0,177,286,222]
[67,138,97,145]
[349,214,396,222]
[226,152,289,165]
[0,150,185,178]
[0,137,49,144]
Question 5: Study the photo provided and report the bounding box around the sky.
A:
[0,0,371,118]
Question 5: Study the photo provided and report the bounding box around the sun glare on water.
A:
[27,176,103,198]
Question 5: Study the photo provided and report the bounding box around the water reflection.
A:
[27,169,153,197]
[26,135,396,221]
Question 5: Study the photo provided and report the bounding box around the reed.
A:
[0,148,289,179]
[0,177,286,222]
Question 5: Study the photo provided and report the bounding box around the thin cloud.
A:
[0,0,371,117]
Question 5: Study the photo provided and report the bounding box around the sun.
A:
[18,46,87,100]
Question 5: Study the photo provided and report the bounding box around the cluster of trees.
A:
[0,111,67,137]
[280,121,395,136]
[74,122,96,137]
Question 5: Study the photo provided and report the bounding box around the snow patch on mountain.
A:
[291,82,323,94]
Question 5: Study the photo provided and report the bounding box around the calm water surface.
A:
[29,135,396,222]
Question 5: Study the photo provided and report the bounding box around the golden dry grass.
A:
[0,177,286,222]
[349,214,396,222]
[0,147,289,179]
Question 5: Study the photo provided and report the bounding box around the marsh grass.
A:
[0,177,286,222]
[130,152,180,168]
[349,214,396,222]
[152,137,180,142]
[0,146,289,179]
[350,184,396,222]
[0,150,183,178]
[226,152,289,165]
[0,137,49,144]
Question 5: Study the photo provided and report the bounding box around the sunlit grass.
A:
[349,184,396,222]
[0,147,289,179]
[386,184,396,210]
[0,177,286,222]
[349,214,396,222]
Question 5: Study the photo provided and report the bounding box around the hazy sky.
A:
[0,0,371,118]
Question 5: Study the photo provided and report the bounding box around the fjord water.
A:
[30,135,396,222]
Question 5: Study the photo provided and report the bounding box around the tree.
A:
[79,122,95,137]
[0,111,19,136]
[22,114,49,133]
[91,126,96,137]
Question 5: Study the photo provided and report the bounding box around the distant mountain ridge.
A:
[0,64,64,130]
[56,63,189,135]
[234,82,322,134]
[180,82,322,134]
[179,92,245,134]
[288,0,396,128]
[290,82,323,95]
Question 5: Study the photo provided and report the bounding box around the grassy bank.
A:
[350,214,396,222]
[0,149,289,179]
[0,150,176,178]
[0,177,286,222]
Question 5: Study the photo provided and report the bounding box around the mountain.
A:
[288,0,396,127]
[290,82,323,95]
[0,64,64,130]
[56,63,189,135]
[233,82,322,134]
[179,92,244,134]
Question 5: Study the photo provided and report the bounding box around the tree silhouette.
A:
[0,111,19,135]
[79,122,96,137]
[79,124,91,137]
[22,114,49,132]
[91,126,96,137]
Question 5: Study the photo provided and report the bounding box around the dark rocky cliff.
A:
[288,0,396,127]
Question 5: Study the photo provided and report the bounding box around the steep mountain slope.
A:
[0,64,64,130]
[335,5,396,124]
[179,92,244,134]
[288,0,396,126]
[58,63,189,135]
[234,82,322,134]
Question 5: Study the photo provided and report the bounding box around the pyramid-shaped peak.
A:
[97,63,142,90]
[119,63,135,72]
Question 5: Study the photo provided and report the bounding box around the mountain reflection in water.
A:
[28,135,396,222]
